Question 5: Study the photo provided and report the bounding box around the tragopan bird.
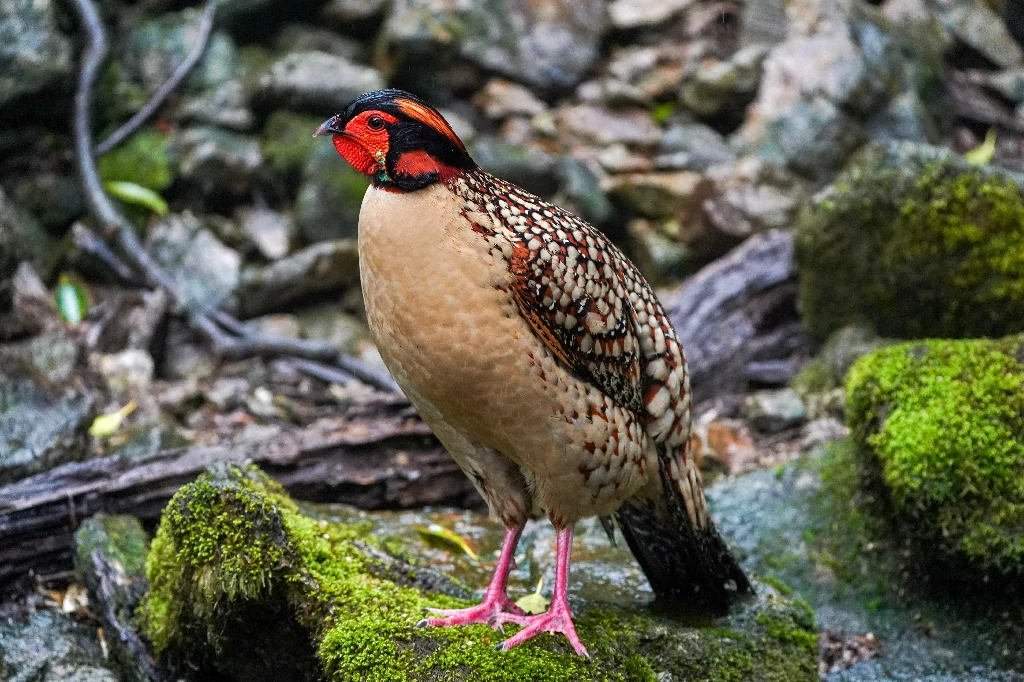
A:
[315,89,751,657]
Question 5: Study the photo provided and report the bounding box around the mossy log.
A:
[0,400,479,585]
[846,336,1024,582]
[141,462,819,682]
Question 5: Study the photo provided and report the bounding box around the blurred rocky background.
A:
[2,0,1024,679]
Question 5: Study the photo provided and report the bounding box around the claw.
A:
[414,619,429,628]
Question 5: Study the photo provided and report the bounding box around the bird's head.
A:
[315,89,477,192]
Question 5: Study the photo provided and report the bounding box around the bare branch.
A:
[95,3,216,157]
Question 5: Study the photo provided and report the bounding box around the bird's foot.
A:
[494,599,589,658]
[417,594,524,629]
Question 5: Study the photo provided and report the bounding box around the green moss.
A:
[97,128,175,192]
[261,110,323,181]
[846,337,1024,580]
[796,142,1024,341]
[142,463,818,681]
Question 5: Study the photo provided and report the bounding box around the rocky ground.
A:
[2,0,1024,679]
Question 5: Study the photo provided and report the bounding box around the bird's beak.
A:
[314,115,344,137]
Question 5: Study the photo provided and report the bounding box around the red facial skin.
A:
[332,108,464,189]
[333,110,398,175]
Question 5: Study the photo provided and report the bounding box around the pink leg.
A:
[417,522,525,629]
[495,526,589,657]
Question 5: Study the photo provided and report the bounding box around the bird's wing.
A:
[456,171,690,448]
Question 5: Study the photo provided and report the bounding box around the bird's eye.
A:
[366,116,385,131]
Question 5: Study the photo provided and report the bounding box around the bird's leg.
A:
[495,526,588,657]
[418,522,525,628]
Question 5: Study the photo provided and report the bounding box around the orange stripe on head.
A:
[394,98,466,151]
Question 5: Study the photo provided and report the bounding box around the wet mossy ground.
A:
[846,337,1024,582]
[795,141,1024,341]
[708,442,1024,681]
[141,462,818,682]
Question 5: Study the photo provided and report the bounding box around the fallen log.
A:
[668,229,808,404]
[0,403,481,585]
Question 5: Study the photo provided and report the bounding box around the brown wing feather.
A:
[452,170,691,451]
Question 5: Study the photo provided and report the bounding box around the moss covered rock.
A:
[97,128,176,193]
[846,337,1024,581]
[796,142,1024,341]
[142,463,818,682]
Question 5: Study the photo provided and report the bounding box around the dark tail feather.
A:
[616,464,752,612]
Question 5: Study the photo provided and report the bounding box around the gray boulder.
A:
[0,0,72,110]
[256,51,384,113]
[0,611,119,682]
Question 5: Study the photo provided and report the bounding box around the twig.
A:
[70,0,401,394]
[95,3,216,157]
[70,223,137,282]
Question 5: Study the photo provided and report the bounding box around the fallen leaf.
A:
[89,401,137,438]
[415,523,480,561]
[515,579,550,615]
[965,128,996,166]
[105,180,169,215]
[55,273,89,325]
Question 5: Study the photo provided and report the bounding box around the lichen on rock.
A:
[796,142,1024,341]
[142,462,819,681]
[846,337,1024,582]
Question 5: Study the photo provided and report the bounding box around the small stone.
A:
[0,0,73,110]
[474,79,548,119]
[0,611,119,682]
[94,350,155,396]
[238,207,295,260]
[699,417,759,475]
[177,80,254,131]
[205,377,250,410]
[297,305,370,354]
[926,0,1024,69]
[557,105,663,147]
[235,240,360,317]
[176,126,263,196]
[741,388,808,434]
[276,24,365,60]
[608,0,696,29]
[146,212,242,311]
[655,123,735,171]
[243,313,302,340]
[257,51,384,113]
[322,0,391,23]
[626,219,694,282]
[296,143,369,243]
[607,171,710,220]
[472,137,560,197]
[1,262,61,339]
[702,157,807,238]
[679,44,768,118]
[12,172,84,232]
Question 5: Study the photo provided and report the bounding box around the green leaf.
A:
[964,128,997,166]
[652,101,676,123]
[415,524,480,561]
[104,180,168,215]
[89,401,137,438]
[55,274,90,326]
[515,579,550,615]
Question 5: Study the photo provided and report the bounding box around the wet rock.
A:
[608,0,695,29]
[0,610,119,682]
[741,388,807,434]
[296,305,369,354]
[796,141,1024,341]
[238,206,295,260]
[142,463,818,681]
[0,0,73,110]
[383,0,606,90]
[557,105,662,147]
[0,186,59,281]
[243,313,302,339]
[261,109,323,185]
[12,172,85,233]
[322,0,392,24]
[176,126,263,197]
[708,442,1024,681]
[656,122,735,171]
[146,212,242,311]
[848,338,1024,583]
[235,240,359,317]
[471,137,560,197]
[680,44,768,118]
[702,157,807,238]
[296,143,369,243]
[473,79,548,119]
[0,337,94,484]
[925,0,1024,68]
[257,51,384,113]
[97,128,177,192]
[607,171,709,220]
